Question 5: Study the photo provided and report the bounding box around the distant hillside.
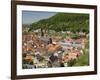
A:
[29,13,89,33]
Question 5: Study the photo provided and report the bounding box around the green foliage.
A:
[67,51,89,67]
[70,34,80,39]
[28,13,89,33]
[68,40,89,67]
[67,59,77,66]
[67,41,89,67]
[73,51,89,66]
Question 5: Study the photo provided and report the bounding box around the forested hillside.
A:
[28,13,89,33]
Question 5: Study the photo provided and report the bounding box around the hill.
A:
[28,13,89,33]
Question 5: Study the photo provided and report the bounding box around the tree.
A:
[29,13,89,33]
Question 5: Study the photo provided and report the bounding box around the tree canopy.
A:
[28,13,89,33]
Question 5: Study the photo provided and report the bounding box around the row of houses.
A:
[22,31,88,68]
